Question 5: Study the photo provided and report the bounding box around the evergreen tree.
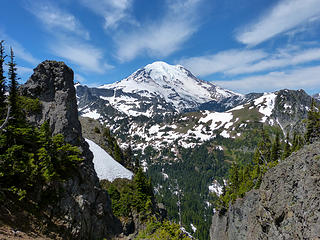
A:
[252,147,262,165]
[124,145,132,162]
[270,132,281,161]
[229,162,239,194]
[134,157,140,172]
[253,128,272,165]
[7,47,19,123]
[0,40,6,115]
[282,132,291,160]
[113,141,123,165]
[292,132,304,152]
[133,168,154,212]
[305,99,320,144]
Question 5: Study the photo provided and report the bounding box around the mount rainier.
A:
[76,61,241,118]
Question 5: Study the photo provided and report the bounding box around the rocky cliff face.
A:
[21,61,121,239]
[210,141,320,240]
[272,89,312,134]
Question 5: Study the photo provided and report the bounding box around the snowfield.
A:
[254,93,277,122]
[85,139,133,181]
[82,109,101,120]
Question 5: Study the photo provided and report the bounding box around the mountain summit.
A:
[94,61,240,116]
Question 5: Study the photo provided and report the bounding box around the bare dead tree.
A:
[0,106,11,131]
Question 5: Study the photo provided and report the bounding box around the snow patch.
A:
[85,139,133,181]
[254,93,277,118]
[149,124,160,134]
[199,112,233,131]
[220,130,231,138]
[209,180,223,196]
[228,104,244,111]
[82,109,101,120]
[190,223,197,233]
[216,145,223,151]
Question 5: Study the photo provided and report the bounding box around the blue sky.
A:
[1,0,320,94]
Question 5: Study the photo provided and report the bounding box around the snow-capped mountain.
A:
[77,61,241,118]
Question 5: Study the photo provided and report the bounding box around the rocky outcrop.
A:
[210,141,320,240]
[272,89,313,134]
[21,61,121,239]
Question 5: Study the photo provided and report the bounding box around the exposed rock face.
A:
[21,61,82,146]
[21,61,121,239]
[210,141,320,240]
[273,89,313,134]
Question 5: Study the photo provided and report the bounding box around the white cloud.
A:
[215,65,320,93]
[75,74,87,83]
[227,47,320,75]
[179,49,267,76]
[17,66,33,75]
[0,31,39,65]
[115,0,203,62]
[80,0,134,29]
[179,45,320,77]
[51,40,113,74]
[236,0,320,45]
[27,1,90,39]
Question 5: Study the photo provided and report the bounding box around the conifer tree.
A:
[124,144,134,170]
[133,168,153,212]
[229,162,240,193]
[270,132,281,161]
[292,132,304,152]
[282,132,291,160]
[134,157,140,172]
[305,99,320,144]
[7,47,19,122]
[253,128,272,165]
[0,40,6,115]
[113,141,123,165]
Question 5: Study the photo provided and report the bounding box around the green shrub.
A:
[94,126,101,134]
[136,217,190,240]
